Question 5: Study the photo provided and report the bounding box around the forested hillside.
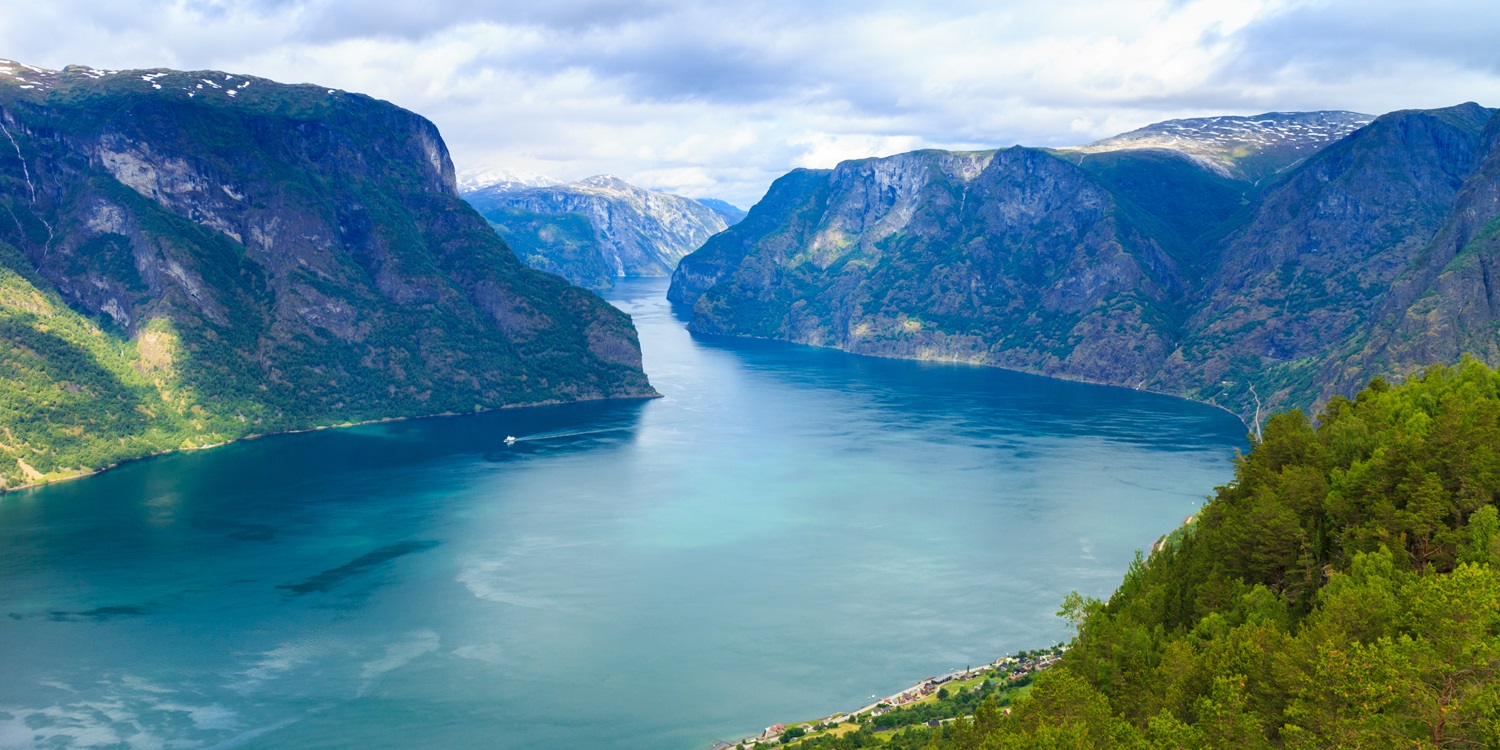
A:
[997,358,1500,748]
[783,359,1500,748]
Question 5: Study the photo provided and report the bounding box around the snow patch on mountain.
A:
[457,167,561,193]
[463,173,732,287]
[1066,111,1375,181]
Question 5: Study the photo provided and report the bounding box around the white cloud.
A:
[789,133,929,170]
[1,0,1497,207]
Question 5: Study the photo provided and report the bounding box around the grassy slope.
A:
[0,68,652,489]
[0,240,191,485]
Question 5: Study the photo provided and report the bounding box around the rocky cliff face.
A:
[1332,110,1500,395]
[0,60,654,489]
[672,104,1500,422]
[677,148,1187,386]
[464,175,729,288]
[1163,103,1495,411]
[666,168,833,307]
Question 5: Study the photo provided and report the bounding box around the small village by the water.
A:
[708,646,1066,749]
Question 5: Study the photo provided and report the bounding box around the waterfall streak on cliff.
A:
[0,119,36,203]
[0,118,55,247]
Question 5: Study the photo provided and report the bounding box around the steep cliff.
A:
[672,105,1500,421]
[1333,110,1500,394]
[464,175,728,288]
[676,148,1188,386]
[0,60,654,490]
[1165,103,1495,413]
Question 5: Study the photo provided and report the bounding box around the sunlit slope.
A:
[0,60,654,489]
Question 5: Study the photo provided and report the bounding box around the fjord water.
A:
[0,279,1244,749]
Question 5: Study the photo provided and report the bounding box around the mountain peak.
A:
[457,167,560,193]
[1067,110,1375,182]
[0,58,358,109]
[1371,101,1495,132]
[572,174,639,192]
[0,59,67,92]
[464,174,729,289]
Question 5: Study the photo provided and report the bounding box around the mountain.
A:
[1336,110,1500,395]
[463,174,729,289]
[670,104,1500,421]
[670,148,1188,389]
[1065,110,1374,183]
[695,197,747,226]
[1163,103,1497,415]
[455,167,559,193]
[0,60,655,490]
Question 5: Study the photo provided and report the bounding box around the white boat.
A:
[504,436,517,445]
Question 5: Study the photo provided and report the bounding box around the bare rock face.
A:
[1332,111,1500,395]
[1163,103,1495,411]
[673,104,1500,421]
[463,174,730,288]
[0,59,653,489]
[676,147,1185,389]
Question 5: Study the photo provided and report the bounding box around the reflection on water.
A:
[0,278,1245,749]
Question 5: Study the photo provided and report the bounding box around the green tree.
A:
[1459,505,1500,567]
[965,362,1500,748]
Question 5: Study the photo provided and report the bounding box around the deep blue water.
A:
[0,279,1245,749]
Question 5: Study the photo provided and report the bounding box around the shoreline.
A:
[683,329,1255,431]
[709,646,1065,749]
[0,391,661,497]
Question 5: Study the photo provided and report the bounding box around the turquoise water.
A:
[0,278,1245,749]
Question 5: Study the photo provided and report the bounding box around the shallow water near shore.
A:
[0,278,1245,749]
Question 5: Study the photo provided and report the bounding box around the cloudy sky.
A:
[3,0,1499,206]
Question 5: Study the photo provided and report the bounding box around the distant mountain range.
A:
[456,167,560,193]
[695,198,749,225]
[671,104,1500,422]
[0,60,654,490]
[462,174,743,289]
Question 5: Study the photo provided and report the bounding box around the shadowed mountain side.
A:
[1328,111,1500,397]
[675,148,1187,389]
[673,105,1500,421]
[1162,103,1497,412]
[696,198,747,226]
